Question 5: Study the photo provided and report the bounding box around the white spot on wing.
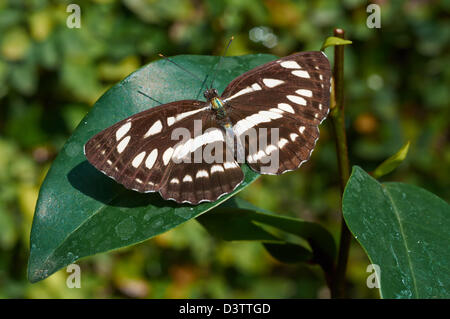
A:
[170,177,179,184]
[116,122,131,141]
[259,110,283,120]
[233,110,282,136]
[196,170,208,178]
[265,144,277,154]
[251,83,262,91]
[144,120,162,138]
[278,138,288,149]
[117,136,130,153]
[224,162,236,169]
[163,147,174,165]
[145,149,158,169]
[224,83,264,101]
[172,138,192,161]
[225,87,253,101]
[253,150,266,161]
[211,164,224,173]
[174,129,224,160]
[132,151,146,168]
[183,175,193,182]
[299,126,305,134]
[262,78,284,88]
[177,107,207,121]
[270,108,284,114]
[280,61,301,69]
[287,95,307,106]
[290,133,298,141]
[296,89,313,97]
[291,70,310,78]
[167,107,208,126]
[278,103,295,114]
[204,129,225,144]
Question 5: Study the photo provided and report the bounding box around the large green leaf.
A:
[198,198,336,271]
[343,166,450,298]
[28,54,278,283]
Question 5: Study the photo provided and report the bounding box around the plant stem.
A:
[329,28,352,298]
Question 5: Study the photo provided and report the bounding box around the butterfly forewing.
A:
[222,51,331,174]
[85,100,206,191]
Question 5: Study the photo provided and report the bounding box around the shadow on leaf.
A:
[67,160,181,209]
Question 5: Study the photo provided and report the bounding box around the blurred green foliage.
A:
[0,0,448,298]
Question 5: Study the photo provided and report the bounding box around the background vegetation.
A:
[1,0,448,298]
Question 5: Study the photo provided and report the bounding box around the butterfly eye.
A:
[203,89,218,100]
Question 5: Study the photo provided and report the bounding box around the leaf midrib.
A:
[383,186,420,298]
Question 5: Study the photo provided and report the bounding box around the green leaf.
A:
[343,166,450,298]
[320,36,352,51]
[372,141,410,179]
[28,54,278,283]
[197,198,336,269]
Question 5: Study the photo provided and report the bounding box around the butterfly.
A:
[84,51,331,205]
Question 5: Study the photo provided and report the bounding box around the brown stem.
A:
[329,28,352,298]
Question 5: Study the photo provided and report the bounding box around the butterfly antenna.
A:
[158,53,203,83]
[137,90,163,105]
[209,36,234,89]
[195,75,209,100]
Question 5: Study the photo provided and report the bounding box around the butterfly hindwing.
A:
[160,150,243,204]
[159,115,244,204]
[230,116,320,174]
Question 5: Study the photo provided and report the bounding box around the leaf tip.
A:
[372,141,411,179]
[320,36,353,51]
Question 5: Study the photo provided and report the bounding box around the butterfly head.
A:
[203,88,219,101]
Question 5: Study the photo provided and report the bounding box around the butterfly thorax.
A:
[204,89,225,113]
[211,96,228,119]
[211,96,224,110]
[204,88,231,127]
